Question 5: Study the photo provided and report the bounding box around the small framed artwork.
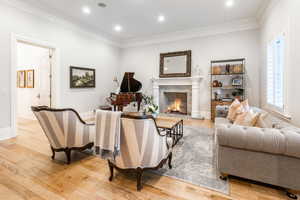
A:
[70,66,96,88]
[17,70,26,88]
[26,70,35,88]
[232,78,242,86]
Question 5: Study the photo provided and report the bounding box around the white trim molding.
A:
[152,76,204,119]
[11,33,61,139]
[0,127,16,141]
[121,18,260,48]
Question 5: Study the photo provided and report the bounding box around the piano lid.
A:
[120,72,142,93]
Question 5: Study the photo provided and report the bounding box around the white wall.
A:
[120,29,260,118]
[260,0,300,126]
[0,3,120,133]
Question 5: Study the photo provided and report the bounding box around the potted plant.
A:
[142,94,159,117]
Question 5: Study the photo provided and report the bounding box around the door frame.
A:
[11,33,61,137]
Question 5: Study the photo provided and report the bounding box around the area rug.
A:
[152,126,229,195]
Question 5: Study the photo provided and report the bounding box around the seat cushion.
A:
[215,117,231,125]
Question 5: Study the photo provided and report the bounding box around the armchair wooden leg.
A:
[220,173,229,181]
[108,161,114,181]
[136,168,143,191]
[168,152,173,169]
[51,147,55,160]
[286,189,298,199]
[65,148,71,164]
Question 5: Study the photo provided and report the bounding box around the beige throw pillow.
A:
[234,110,260,127]
[227,99,244,122]
[241,99,250,112]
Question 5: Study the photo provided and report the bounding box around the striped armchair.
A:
[31,106,95,164]
[108,115,173,190]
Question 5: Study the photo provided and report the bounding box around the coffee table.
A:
[155,117,184,147]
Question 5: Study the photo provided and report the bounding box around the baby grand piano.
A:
[110,72,143,111]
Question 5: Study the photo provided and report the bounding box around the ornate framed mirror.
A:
[159,50,192,78]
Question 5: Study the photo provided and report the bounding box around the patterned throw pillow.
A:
[227,99,244,122]
[234,110,260,127]
[241,99,250,112]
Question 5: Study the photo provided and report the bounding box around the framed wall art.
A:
[26,69,35,88]
[70,66,96,88]
[17,70,26,88]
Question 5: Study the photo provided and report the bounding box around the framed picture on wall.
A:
[17,70,26,88]
[70,66,96,88]
[26,70,34,88]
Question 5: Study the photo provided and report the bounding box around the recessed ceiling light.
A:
[82,6,91,14]
[225,0,234,7]
[98,2,107,8]
[114,25,123,32]
[158,15,165,23]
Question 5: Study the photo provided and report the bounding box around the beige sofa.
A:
[216,107,300,198]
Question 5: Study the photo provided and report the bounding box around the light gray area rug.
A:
[152,126,229,195]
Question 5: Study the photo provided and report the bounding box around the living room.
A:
[1,0,300,199]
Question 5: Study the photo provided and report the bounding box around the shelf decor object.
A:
[210,58,246,121]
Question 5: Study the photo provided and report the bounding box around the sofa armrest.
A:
[216,124,300,159]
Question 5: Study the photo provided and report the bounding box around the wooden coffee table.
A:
[155,117,184,147]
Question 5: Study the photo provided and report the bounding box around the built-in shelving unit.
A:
[210,58,246,121]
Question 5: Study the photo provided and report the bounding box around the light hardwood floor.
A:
[0,118,297,200]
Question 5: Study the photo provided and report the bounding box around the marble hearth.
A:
[152,76,203,118]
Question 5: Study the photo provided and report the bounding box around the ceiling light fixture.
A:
[225,0,234,7]
[98,2,107,8]
[158,15,165,23]
[114,25,123,32]
[82,6,91,14]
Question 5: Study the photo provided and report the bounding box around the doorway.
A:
[16,42,53,120]
[11,34,60,138]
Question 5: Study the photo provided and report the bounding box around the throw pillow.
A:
[227,99,244,122]
[255,113,269,128]
[234,110,260,127]
[241,99,250,112]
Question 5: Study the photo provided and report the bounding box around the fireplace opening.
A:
[163,92,187,115]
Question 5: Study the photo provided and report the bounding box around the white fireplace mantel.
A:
[152,76,204,118]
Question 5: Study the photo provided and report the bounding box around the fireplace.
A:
[152,76,203,118]
[163,92,187,114]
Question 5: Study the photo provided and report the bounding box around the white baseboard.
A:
[0,127,16,141]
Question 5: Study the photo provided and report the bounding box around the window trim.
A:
[265,29,290,117]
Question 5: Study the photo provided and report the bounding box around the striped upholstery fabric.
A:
[33,110,95,149]
[112,118,172,169]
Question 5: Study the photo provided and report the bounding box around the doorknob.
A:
[37,94,41,99]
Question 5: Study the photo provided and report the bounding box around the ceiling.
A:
[19,0,269,42]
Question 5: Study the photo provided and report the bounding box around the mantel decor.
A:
[159,50,192,78]
[70,66,96,88]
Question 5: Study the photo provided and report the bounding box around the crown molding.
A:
[120,18,260,48]
[0,0,121,47]
[257,0,280,26]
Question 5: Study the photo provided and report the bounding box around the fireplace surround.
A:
[152,76,203,118]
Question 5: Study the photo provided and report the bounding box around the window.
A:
[267,35,285,112]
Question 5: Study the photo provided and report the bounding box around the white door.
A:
[37,49,52,107]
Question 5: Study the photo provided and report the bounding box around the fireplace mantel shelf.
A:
[152,76,204,86]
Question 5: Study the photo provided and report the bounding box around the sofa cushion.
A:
[217,124,300,159]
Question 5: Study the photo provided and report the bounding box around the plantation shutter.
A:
[267,35,285,111]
